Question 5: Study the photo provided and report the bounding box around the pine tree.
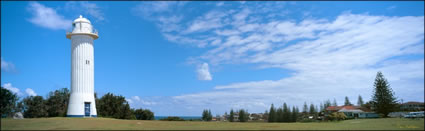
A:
[344,96,352,106]
[276,107,283,122]
[238,109,248,122]
[332,98,338,106]
[283,103,290,122]
[268,104,277,122]
[371,71,397,117]
[324,99,331,109]
[309,103,315,116]
[202,109,207,121]
[357,95,364,106]
[291,106,298,122]
[229,109,235,122]
[208,109,212,121]
[302,102,308,113]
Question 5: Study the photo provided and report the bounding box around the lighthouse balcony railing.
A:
[66,29,98,35]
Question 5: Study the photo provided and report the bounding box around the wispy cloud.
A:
[131,2,424,115]
[197,63,212,81]
[64,1,105,22]
[128,96,157,107]
[173,13,424,113]
[387,5,397,10]
[1,57,16,72]
[27,2,72,30]
[132,1,186,19]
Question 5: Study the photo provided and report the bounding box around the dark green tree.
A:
[208,109,213,121]
[202,109,212,121]
[202,109,208,121]
[344,96,352,106]
[302,102,308,113]
[291,106,298,122]
[134,108,154,120]
[46,88,70,117]
[238,109,249,122]
[268,104,276,122]
[97,93,134,119]
[121,103,134,119]
[309,103,316,116]
[357,95,364,106]
[23,96,48,118]
[229,109,234,122]
[1,87,19,117]
[276,107,283,122]
[371,71,397,117]
[282,103,290,122]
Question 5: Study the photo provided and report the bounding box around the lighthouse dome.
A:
[67,15,98,40]
[73,15,91,24]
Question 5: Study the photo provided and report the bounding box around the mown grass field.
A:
[1,117,424,130]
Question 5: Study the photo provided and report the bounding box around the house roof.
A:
[326,106,341,111]
[402,101,424,105]
[326,105,372,112]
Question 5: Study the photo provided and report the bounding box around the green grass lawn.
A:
[1,117,424,130]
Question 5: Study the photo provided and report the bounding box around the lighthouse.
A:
[66,15,98,117]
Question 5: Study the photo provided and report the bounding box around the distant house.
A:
[221,112,240,121]
[401,101,425,111]
[325,105,379,119]
[249,113,265,121]
[221,112,265,122]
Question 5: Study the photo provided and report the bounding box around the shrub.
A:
[328,112,346,121]
[160,116,185,121]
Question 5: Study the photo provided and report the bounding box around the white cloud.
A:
[25,88,37,96]
[132,1,186,19]
[128,96,157,107]
[3,83,22,96]
[140,100,157,106]
[27,2,72,30]
[132,96,141,101]
[172,13,424,114]
[126,98,133,104]
[132,3,424,115]
[197,63,212,81]
[1,57,16,72]
[184,10,229,34]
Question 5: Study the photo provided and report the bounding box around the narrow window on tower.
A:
[86,60,90,65]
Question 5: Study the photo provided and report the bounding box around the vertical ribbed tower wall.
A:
[66,15,98,117]
[67,35,97,117]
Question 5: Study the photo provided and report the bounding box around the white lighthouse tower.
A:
[66,15,98,117]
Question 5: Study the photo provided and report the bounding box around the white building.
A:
[66,15,98,117]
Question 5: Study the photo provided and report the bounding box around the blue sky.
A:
[1,1,424,116]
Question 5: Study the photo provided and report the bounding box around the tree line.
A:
[214,71,399,123]
[201,109,212,121]
[268,103,299,122]
[0,88,154,120]
[227,109,250,122]
[265,71,399,122]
